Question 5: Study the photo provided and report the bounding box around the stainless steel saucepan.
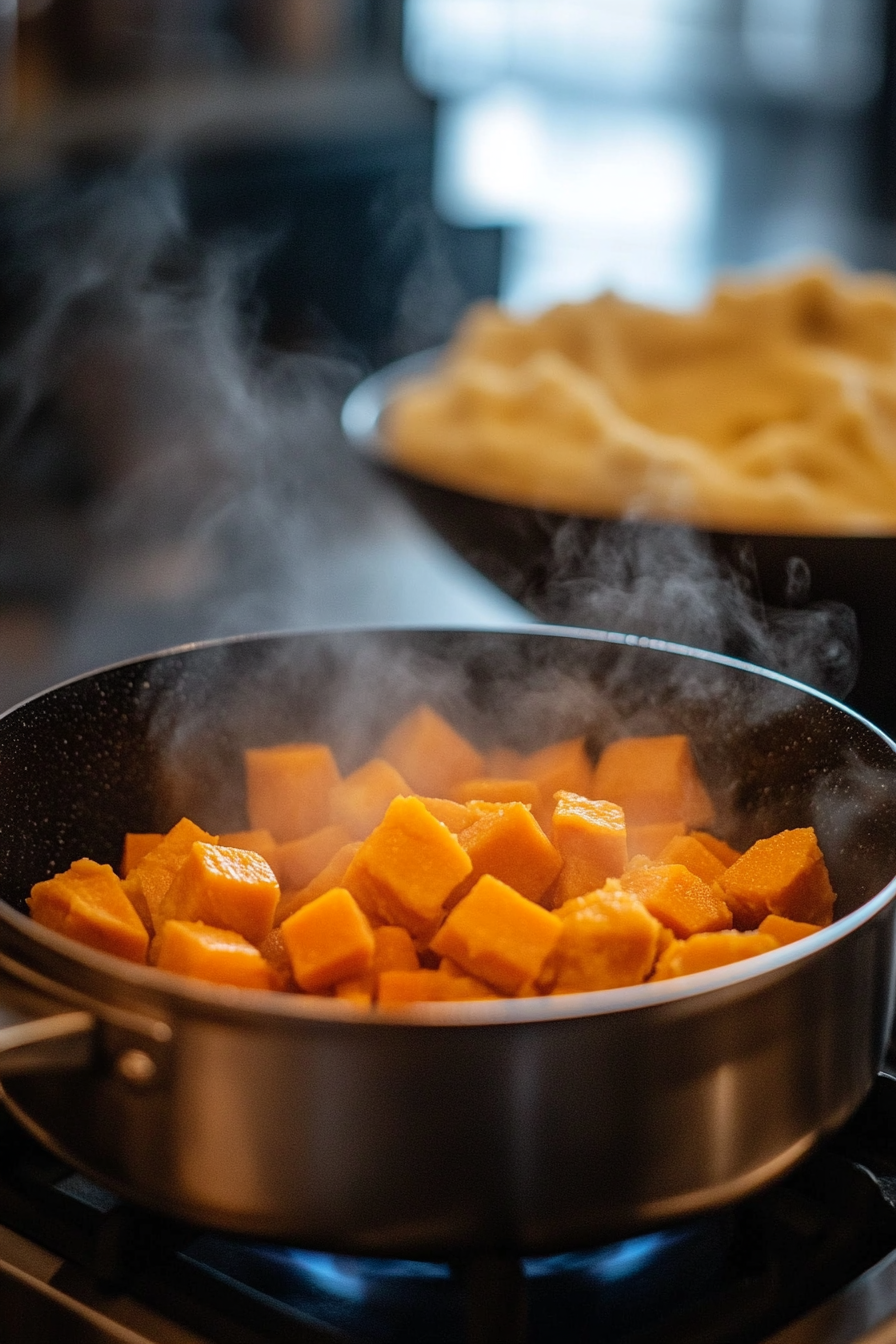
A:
[0,625,893,1257]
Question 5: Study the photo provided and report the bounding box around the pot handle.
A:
[0,968,94,1076]
[0,951,172,1084]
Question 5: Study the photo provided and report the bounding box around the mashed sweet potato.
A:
[384,266,896,534]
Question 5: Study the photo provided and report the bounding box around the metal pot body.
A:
[0,627,893,1256]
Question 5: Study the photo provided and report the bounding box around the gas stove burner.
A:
[3,1077,896,1342]
[189,1216,730,1343]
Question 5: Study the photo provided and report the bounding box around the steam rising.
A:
[543,519,859,702]
[0,168,375,671]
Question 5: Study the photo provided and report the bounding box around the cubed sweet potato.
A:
[274,840,362,926]
[520,737,592,801]
[484,746,526,778]
[343,795,472,935]
[547,884,661,993]
[379,704,484,797]
[120,833,162,877]
[280,886,375,993]
[417,796,476,833]
[592,735,714,827]
[257,925,296,991]
[455,802,563,906]
[758,913,823,945]
[550,792,627,905]
[430,873,562,995]
[29,857,150,964]
[652,930,778,979]
[219,829,280,869]
[274,823,353,891]
[245,743,340,842]
[438,956,466,977]
[658,834,727,886]
[124,816,219,935]
[626,821,687,860]
[334,923,420,1005]
[372,924,420,973]
[334,978,374,1006]
[155,920,274,989]
[158,842,280,945]
[621,863,732,938]
[718,827,836,929]
[691,831,742,867]
[329,758,409,840]
[452,777,543,811]
[377,968,499,1004]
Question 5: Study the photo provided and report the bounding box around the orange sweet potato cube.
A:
[626,820,686,860]
[219,829,280,869]
[456,776,550,830]
[652,930,778,980]
[551,793,627,905]
[335,977,374,1006]
[29,858,150,964]
[592,735,714,827]
[548,885,661,993]
[691,831,741,867]
[451,777,543,809]
[758,913,823,945]
[329,758,409,839]
[120,833,163,877]
[658,834,727,886]
[245,743,340,842]
[763,913,822,946]
[377,969,499,1005]
[155,920,274,989]
[718,827,836,929]
[280,887,375,993]
[274,824,353,891]
[621,863,732,938]
[417,796,476,832]
[334,924,420,1005]
[520,737,592,801]
[274,840,361,926]
[158,843,280,945]
[455,802,562,907]
[258,925,296,991]
[439,956,466,977]
[485,746,526,777]
[124,816,219,934]
[372,924,420,973]
[430,873,562,995]
[343,795,472,935]
[379,704,484,797]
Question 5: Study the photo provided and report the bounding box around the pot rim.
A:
[1,622,893,1028]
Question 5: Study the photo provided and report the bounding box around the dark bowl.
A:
[342,354,896,738]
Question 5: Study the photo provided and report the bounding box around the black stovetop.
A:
[6,1075,896,1344]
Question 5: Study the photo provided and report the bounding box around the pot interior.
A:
[0,628,894,926]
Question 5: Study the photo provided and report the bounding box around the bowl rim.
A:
[2,622,894,1029]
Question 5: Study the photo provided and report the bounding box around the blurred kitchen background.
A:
[0,0,892,707]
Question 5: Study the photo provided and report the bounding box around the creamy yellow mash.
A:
[383,266,896,534]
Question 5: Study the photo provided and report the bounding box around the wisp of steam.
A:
[542,519,859,703]
[0,167,385,679]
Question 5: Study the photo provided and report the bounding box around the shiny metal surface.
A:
[0,627,892,1255]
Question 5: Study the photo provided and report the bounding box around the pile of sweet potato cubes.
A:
[28,704,836,1003]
